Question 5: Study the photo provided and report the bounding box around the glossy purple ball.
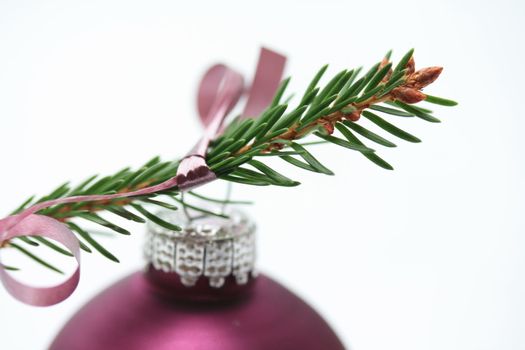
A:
[50,272,345,350]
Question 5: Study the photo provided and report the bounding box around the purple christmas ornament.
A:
[50,210,345,350]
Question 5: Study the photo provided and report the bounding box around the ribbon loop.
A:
[197,64,244,128]
[176,47,287,190]
[243,47,287,118]
[0,215,80,306]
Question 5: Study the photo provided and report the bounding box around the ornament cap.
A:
[144,208,257,298]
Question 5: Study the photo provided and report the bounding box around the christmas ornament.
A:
[0,46,456,348]
[50,210,346,350]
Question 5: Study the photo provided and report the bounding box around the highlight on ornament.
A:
[0,47,457,307]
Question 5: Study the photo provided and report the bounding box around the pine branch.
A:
[2,50,457,270]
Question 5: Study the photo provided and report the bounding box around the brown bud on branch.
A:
[345,110,361,122]
[406,66,443,89]
[391,87,427,104]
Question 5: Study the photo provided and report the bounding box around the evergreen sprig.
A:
[1,50,457,272]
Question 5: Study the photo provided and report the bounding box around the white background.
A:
[0,0,524,349]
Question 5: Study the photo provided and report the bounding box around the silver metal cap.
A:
[144,209,256,288]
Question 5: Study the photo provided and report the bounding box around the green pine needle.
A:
[9,242,64,274]
[424,94,458,106]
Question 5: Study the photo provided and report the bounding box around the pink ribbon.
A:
[0,47,286,306]
[176,48,286,189]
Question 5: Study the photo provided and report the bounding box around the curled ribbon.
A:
[0,47,286,306]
